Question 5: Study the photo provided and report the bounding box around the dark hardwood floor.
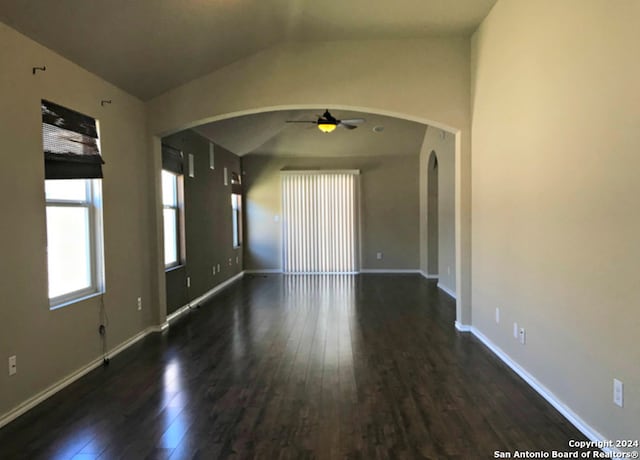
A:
[0,275,587,459]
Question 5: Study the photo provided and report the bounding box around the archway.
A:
[427,151,439,276]
[148,103,468,330]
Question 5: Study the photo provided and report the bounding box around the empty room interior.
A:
[0,0,638,458]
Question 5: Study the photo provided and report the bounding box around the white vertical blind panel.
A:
[282,172,358,273]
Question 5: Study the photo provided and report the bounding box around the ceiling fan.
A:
[286,110,365,133]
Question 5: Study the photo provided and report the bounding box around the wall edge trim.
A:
[454,321,472,332]
[0,325,157,429]
[470,326,618,454]
[437,282,456,299]
[359,269,421,274]
[243,269,282,274]
[166,271,245,324]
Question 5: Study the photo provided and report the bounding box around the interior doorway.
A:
[427,151,439,276]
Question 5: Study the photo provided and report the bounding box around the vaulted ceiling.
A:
[0,0,496,100]
[195,109,427,157]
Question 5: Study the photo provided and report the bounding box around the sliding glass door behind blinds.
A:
[282,171,359,273]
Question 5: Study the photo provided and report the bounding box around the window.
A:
[161,145,184,269]
[230,171,242,248]
[46,179,104,305]
[42,100,105,307]
[162,170,182,267]
[231,193,242,248]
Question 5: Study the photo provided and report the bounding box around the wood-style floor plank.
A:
[0,275,589,459]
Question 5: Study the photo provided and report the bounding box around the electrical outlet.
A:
[212,266,216,275]
[519,327,526,345]
[8,355,16,376]
[447,266,451,276]
[376,252,383,260]
[236,256,239,264]
[186,276,191,288]
[613,379,624,407]
[137,297,142,311]
[495,307,500,324]
[513,322,519,339]
[217,264,221,272]
[228,258,232,266]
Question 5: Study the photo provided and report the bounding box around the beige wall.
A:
[146,37,473,323]
[0,26,472,423]
[0,23,156,418]
[419,127,455,294]
[3,1,636,442]
[471,0,639,442]
[242,154,420,271]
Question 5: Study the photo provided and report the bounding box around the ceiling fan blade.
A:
[338,123,358,130]
[339,118,365,125]
[286,120,316,124]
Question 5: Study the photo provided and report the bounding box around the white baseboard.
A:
[360,269,421,274]
[283,271,359,275]
[420,271,439,279]
[470,326,618,455]
[0,272,247,430]
[243,269,282,274]
[455,321,472,332]
[165,305,191,324]
[437,282,457,299]
[150,322,169,332]
[0,325,156,429]
[166,271,245,324]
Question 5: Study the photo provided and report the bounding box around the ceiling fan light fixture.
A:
[317,122,337,133]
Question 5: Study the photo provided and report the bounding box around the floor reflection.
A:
[47,429,96,460]
[159,360,189,449]
[0,274,588,459]
[282,274,356,370]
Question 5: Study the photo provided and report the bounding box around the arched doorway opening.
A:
[149,104,468,329]
[427,151,439,276]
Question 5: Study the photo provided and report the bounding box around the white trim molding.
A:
[360,269,421,274]
[167,271,245,324]
[166,304,191,324]
[284,271,359,275]
[243,269,282,274]
[148,322,169,332]
[420,271,439,279]
[455,321,472,332]
[280,169,360,176]
[437,282,456,299]
[0,272,247,430]
[470,327,619,455]
[0,326,156,429]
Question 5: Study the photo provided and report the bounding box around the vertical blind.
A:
[282,171,359,273]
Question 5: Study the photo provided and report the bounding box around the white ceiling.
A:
[0,0,497,100]
[194,109,427,157]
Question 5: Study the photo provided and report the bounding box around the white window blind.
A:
[282,171,359,273]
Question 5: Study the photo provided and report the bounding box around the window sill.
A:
[50,291,104,311]
[165,264,185,273]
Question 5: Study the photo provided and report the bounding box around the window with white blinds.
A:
[282,171,359,273]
